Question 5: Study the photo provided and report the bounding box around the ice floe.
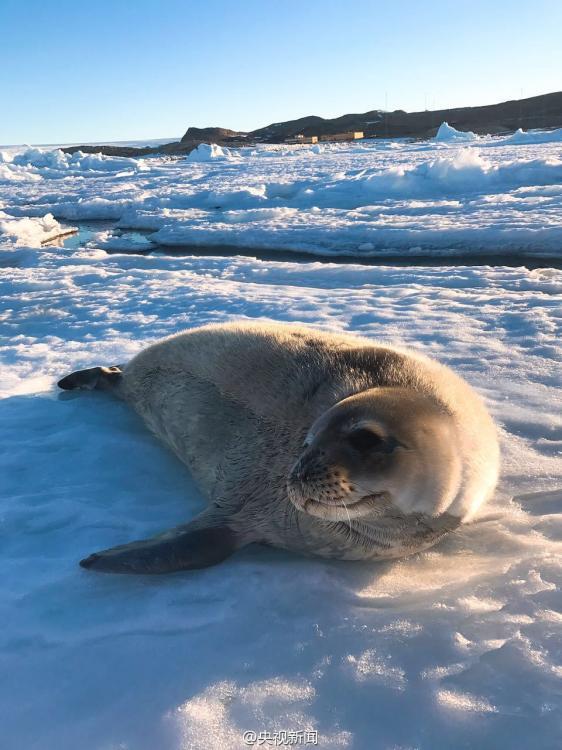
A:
[2,131,562,257]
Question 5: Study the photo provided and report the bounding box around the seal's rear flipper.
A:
[79,524,241,574]
[58,366,122,391]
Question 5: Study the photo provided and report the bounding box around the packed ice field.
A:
[0,125,561,749]
[2,122,562,255]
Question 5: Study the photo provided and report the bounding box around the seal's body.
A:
[58,322,499,574]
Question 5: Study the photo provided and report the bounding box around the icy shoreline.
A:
[2,129,562,258]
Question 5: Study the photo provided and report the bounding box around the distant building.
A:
[319,131,364,142]
[284,134,319,144]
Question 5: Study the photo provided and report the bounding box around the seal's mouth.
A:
[290,491,387,520]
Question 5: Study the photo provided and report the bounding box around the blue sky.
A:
[1,0,561,144]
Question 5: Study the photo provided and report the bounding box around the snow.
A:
[434,121,478,142]
[2,130,562,256]
[1,129,562,749]
[0,211,75,246]
[0,147,150,180]
[502,127,562,146]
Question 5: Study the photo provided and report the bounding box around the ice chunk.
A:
[187,143,231,162]
[435,121,478,142]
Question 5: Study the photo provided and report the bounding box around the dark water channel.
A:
[51,221,562,271]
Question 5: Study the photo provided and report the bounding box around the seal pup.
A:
[58,321,499,574]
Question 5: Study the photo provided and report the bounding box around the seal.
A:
[58,321,499,574]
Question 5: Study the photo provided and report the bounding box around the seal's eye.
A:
[348,428,386,453]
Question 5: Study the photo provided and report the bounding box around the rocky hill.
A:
[251,91,562,141]
[63,91,562,157]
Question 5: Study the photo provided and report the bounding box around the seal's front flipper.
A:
[79,524,241,574]
[58,366,122,392]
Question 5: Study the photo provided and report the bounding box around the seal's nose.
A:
[292,449,326,482]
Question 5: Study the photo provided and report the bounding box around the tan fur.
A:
[105,321,500,562]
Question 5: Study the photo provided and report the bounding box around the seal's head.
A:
[288,387,464,521]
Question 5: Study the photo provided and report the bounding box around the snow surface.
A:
[0,211,75,247]
[502,127,562,146]
[1,131,562,749]
[2,130,562,257]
